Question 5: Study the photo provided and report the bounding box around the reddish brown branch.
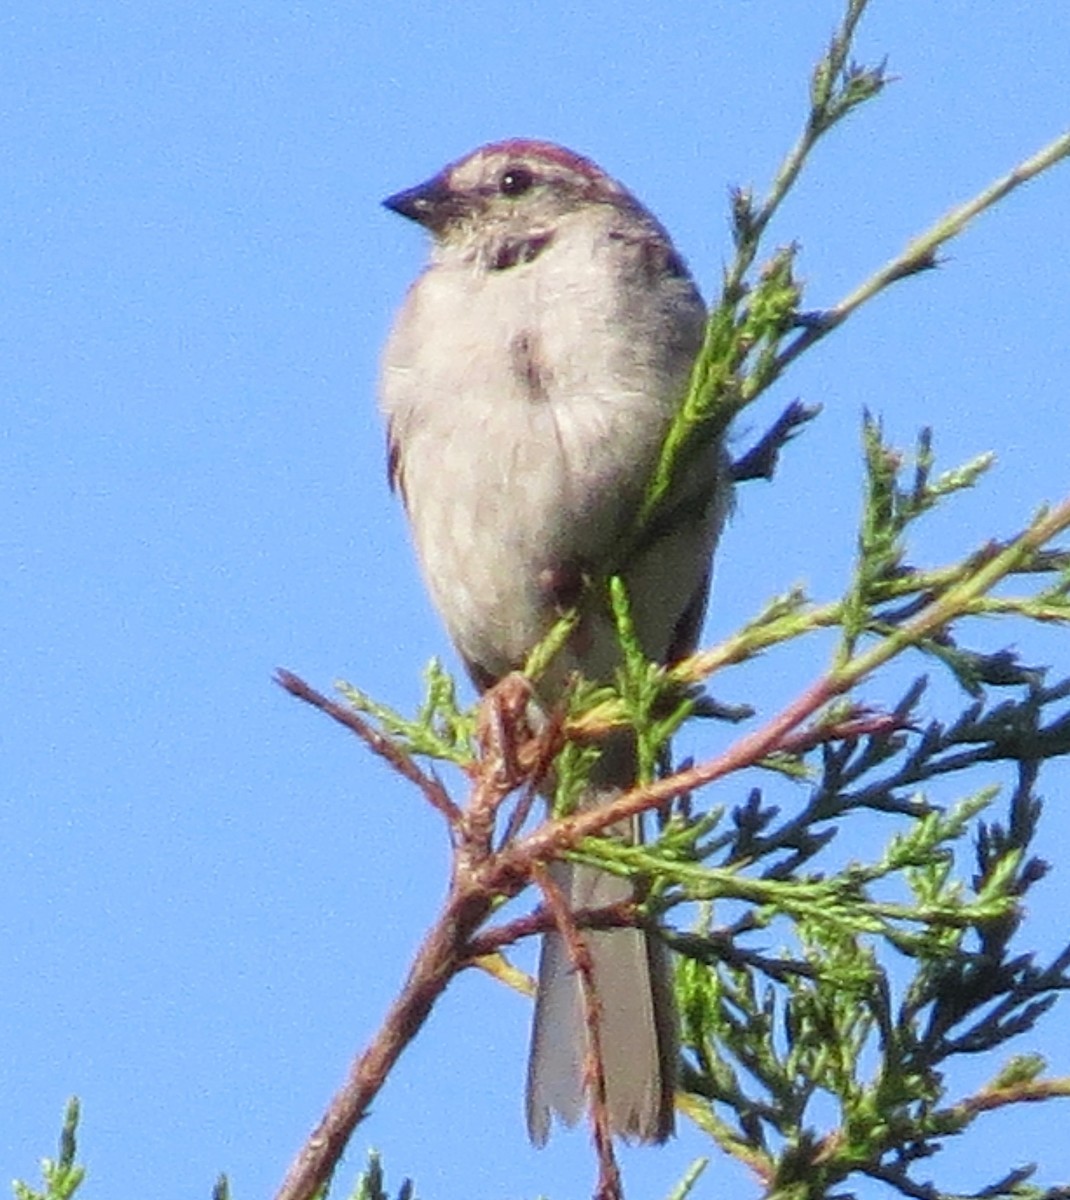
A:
[462,676,542,857]
[775,708,910,756]
[272,880,497,1200]
[464,901,639,962]
[955,1077,1070,1115]
[494,673,843,885]
[499,693,568,847]
[534,865,622,1200]
[272,652,901,1200]
[275,668,461,824]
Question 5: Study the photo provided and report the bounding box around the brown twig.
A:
[499,693,569,848]
[496,671,840,885]
[272,875,500,1200]
[534,864,623,1200]
[465,673,562,857]
[267,661,996,1200]
[272,499,1070,1199]
[953,1077,1070,1116]
[273,681,549,1200]
[274,668,461,825]
[464,901,639,962]
[774,708,910,756]
[272,605,1012,1200]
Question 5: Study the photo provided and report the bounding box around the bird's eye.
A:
[499,166,535,197]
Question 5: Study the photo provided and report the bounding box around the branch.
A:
[465,901,640,962]
[272,880,498,1200]
[534,864,623,1200]
[954,1077,1070,1117]
[776,130,1070,373]
[274,669,461,825]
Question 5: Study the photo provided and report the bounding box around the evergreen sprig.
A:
[13,1100,85,1200]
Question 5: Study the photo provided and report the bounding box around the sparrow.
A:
[379,139,730,1143]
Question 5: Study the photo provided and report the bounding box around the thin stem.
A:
[534,865,623,1200]
[776,130,1070,374]
[275,669,461,825]
[728,0,873,290]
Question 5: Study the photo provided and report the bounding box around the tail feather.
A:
[525,857,677,1144]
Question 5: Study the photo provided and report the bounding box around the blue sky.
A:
[3,4,1069,1199]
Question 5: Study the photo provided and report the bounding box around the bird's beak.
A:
[382,173,459,231]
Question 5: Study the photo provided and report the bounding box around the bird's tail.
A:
[525,798,677,1144]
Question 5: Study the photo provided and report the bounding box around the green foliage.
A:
[669,687,1070,1199]
[338,658,476,767]
[348,1150,414,1200]
[641,0,890,531]
[608,576,698,785]
[13,1099,85,1200]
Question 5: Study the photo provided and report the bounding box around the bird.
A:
[378,138,730,1144]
